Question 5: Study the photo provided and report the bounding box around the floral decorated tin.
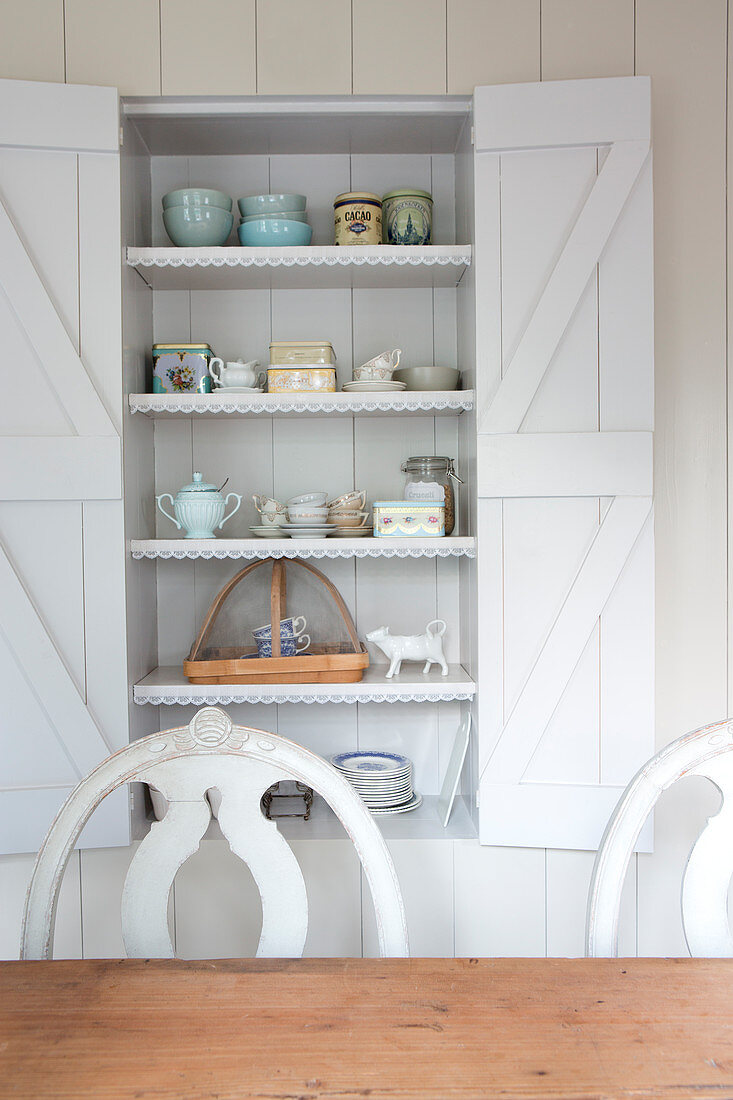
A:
[382,189,433,245]
[373,501,445,537]
[152,343,213,393]
[267,366,337,393]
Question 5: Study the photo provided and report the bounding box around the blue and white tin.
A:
[372,501,445,537]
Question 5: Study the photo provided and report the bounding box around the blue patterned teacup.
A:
[253,615,309,657]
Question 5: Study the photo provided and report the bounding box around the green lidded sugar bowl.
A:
[156,472,242,539]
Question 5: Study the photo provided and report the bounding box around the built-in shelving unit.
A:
[133,664,476,706]
[130,536,475,560]
[127,244,471,290]
[128,390,474,418]
[121,91,479,846]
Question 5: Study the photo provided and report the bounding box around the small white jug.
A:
[209,358,265,389]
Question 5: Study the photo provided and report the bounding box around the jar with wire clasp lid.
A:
[401,456,462,535]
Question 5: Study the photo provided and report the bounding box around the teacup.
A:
[210,358,265,389]
[253,494,287,525]
[252,615,309,657]
[355,348,401,379]
[328,489,367,511]
[255,633,310,657]
[353,363,394,382]
[253,615,307,640]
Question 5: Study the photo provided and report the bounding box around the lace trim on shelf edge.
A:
[130,396,474,414]
[134,690,476,705]
[131,546,475,560]
[129,252,471,270]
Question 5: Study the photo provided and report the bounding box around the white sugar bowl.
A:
[157,472,242,539]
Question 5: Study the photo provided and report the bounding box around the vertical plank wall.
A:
[0,0,728,958]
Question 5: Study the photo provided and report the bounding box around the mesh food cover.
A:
[183,558,368,685]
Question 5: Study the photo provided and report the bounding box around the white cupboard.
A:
[0,77,653,878]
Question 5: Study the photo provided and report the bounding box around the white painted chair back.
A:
[21,707,409,960]
[587,718,733,957]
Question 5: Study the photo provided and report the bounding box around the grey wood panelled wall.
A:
[0,0,730,960]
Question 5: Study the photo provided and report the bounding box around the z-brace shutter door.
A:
[474,77,654,851]
[0,79,129,855]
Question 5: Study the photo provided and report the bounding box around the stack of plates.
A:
[330,750,422,815]
[342,380,407,394]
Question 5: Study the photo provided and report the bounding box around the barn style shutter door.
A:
[0,79,130,854]
[474,77,654,851]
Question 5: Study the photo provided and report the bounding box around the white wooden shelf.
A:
[130,536,475,560]
[127,244,471,290]
[133,664,476,706]
[129,390,473,418]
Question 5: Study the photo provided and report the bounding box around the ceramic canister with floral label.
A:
[382,189,433,245]
[333,192,382,246]
[152,343,213,393]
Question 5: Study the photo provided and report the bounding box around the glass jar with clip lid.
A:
[400,456,462,535]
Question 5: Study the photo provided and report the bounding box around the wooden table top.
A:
[2,957,733,1099]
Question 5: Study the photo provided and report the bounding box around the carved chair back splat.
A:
[21,707,409,960]
[587,718,733,957]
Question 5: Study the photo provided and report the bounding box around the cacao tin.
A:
[333,191,382,246]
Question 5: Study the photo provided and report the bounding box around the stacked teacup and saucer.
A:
[250,493,287,538]
[342,348,405,394]
[252,614,310,657]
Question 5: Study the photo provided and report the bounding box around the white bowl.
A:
[287,511,329,525]
[287,492,328,506]
[286,503,327,517]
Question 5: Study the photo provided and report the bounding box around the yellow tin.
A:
[267,367,337,394]
[333,192,382,246]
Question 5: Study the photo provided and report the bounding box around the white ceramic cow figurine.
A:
[366,619,448,677]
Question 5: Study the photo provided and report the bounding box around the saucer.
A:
[287,529,336,539]
[342,381,407,393]
[250,526,286,538]
[279,523,337,532]
[329,526,373,537]
[212,386,265,395]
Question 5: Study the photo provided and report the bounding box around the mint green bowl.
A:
[241,210,308,223]
[162,188,232,211]
[238,193,307,217]
[163,205,233,247]
[237,218,312,247]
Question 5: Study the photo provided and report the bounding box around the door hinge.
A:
[470,125,475,145]
[119,125,124,147]
[475,789,480,809]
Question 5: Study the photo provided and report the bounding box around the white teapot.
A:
[209,357,265,389]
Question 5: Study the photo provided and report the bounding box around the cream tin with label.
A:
[334,192,382,246]
[269,341,336,366]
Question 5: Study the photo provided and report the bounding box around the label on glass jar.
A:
[404,479,443,502]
